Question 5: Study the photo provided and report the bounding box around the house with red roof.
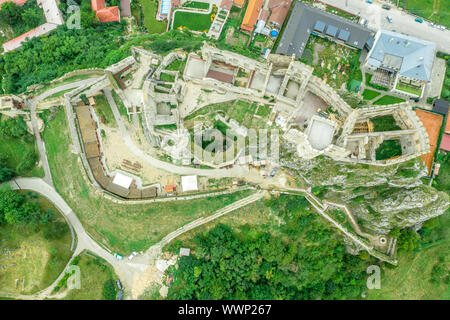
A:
[91,0,120,23]
[440,134,450,152]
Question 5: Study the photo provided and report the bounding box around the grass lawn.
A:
[376,139,403,160]
[255,104,271,118]
[93,95,117,127]
[160,72,175,82]
[373,95,406,105]
[172,11,212,32]
[42,109,255,254]
[362,89,381,100]
[302,35,360,89]
[396,82,423,96]
[111,90,130,123]
[371,115,402,132]
[0,132,43,178]
[138,0,167,34]
[434,152,450,194]
[63,252,118,300]
[366,210,450,300]
[166,59,186,74]
[182,1,210,9]
[401,0,450,28]
[0,192,72,295]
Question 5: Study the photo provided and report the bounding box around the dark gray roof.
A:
[338,29,350,41]
[314,20,326,33]
[326,25,338,37]
[432,99,449,115]
[276,1,374,57]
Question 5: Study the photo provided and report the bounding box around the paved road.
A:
[7,177,143,298]
[4,177,265,299]
[27,79,102,186]
[321,0,450,53]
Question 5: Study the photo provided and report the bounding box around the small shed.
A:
[181,175,198,192]
[88,97,96,106]
[112,172,133,189]
[179,248,190,256]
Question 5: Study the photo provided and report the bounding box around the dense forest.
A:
[0,0,45,37]
[167,195,371,300]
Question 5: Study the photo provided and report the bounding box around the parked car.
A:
[365,0,372,3]
[409,97,419,102]
[269,167,279,178]
[128,251,137,260]
[113,253,123,260]
[117,290,124,300]
[381,5,391,10]
[386,16,393,23]
[415,17,423,23]
[116,279,123,290]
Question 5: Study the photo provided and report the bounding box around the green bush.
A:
[102,279,117,300]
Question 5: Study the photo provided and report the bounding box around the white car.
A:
[128,251,138,260]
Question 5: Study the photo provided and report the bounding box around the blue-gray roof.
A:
[314,21,326,33]
[326,25,338,37]
[338,29,350,41]
[366,30,436,82]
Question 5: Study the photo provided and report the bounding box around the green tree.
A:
[0,2,22,25]
[102,279,117,300]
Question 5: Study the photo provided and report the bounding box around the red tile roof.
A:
[0,0,27,5]
[96,6,120,22]
[233,0,246,7]
[91,0,106,11]
[220,0,233,10]
[268,0,291,27]
[240,0,263,32]
[440,133,450,152]
[2,23,58,53]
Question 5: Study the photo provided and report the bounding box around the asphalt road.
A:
[321,0,450,53]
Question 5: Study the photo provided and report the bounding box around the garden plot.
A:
[302,35,359,89]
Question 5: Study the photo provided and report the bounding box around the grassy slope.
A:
[139,0,167,34]
[172,11,212,31]
[43,109,254,254]
[0,193,72,295]
[405,0,450,28]
[362,89,381,100]
[93,95,117,127]
[373,95,406,105]
[367,211,450,300]
[0,133,44,178]
[64,253,118,300]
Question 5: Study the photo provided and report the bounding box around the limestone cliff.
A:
[281,148,449,234]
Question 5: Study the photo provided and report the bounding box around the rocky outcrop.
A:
[281,147,449,234]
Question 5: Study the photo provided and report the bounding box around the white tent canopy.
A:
[112,172,133,189]
[181,175,198,192]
